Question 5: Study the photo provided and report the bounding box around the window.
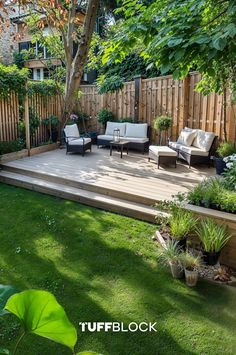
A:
[19,41,31,52]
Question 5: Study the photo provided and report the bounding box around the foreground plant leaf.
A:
[5,290,77,350]
[0,348,10,355]
[77,352,102,355]
[0,285,19,316]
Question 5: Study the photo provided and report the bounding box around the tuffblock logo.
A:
[79,322,157,333]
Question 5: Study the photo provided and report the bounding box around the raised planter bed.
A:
[29,143,59,156]
[185,203,236,269]
[154,230,236,285]
[0,149,28,163]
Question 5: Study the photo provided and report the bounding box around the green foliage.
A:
[180,252,201,271]
[153,116,172,132]
[0,64,28,99]
[216,142,236,158]
[13,52,25,70]
[19,107,40,139]
[0,286,19,316]
[5,290,77,351]
[169,210,197,240]
[96,75,124,94]
[157,239,182,266]
[223,161,236,190]
[103,0,236,100]
[188,178,236,213]
[97,109,115,126]
[28,80,63,97]
[196,219,231,252]
[0,140,25,156]
[42,115,60,127]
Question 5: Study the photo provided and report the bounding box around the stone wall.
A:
[0,7,20,64]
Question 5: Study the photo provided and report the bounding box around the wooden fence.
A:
[79,72,236,143]
[0,92,63,149]
[0,72,236,151]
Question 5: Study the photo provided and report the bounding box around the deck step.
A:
[0,164,157,207]
[0,171,160,223]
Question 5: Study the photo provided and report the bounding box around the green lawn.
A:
[0,184,236,355]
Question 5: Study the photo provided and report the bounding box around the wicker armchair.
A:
[64,124,92,156]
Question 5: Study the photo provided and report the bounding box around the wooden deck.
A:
[0,147,215,221]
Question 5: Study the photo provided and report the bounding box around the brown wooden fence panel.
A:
[0,92,20,142]
[29,94,63,147]
[79,72,236,143]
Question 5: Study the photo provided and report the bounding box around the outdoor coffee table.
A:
[110,140,129,158]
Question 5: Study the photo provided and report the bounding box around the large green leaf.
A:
[0,285,19,316]
[0,348,10,355]
[77,352,102,355]
[5,290,77,350]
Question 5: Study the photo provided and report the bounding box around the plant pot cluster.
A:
[157,207,232,287]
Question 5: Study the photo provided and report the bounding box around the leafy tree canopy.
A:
[102,0,236,99]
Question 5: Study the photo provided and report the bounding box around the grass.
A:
[0,184,236,355]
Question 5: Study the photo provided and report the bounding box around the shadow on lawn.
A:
[0,188,235,355]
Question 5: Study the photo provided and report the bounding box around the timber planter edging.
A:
[0,149,28,163]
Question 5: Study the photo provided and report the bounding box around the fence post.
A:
[24,94,31,156]
[179,75,190,131]
[133,76,145,122]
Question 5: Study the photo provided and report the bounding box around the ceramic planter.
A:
[213,157,227,175]
[203,251,221,266]
[169,262,184,279]
[184,269,198,287]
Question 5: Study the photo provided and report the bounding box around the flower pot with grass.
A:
[169,209,197,250]
[180,252,201,287]
[158,239,183,279]
[214,142,236,175]
[196,219,232,266]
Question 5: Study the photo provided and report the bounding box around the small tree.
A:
[153,115,172,145]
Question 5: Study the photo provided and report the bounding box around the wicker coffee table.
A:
[110,140,129,158]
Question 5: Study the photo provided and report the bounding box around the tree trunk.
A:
[63,0,99,123]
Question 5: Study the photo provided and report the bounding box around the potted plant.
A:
[158,239,183,279]
[196,219,232,266]
[153,115,172,145]
[214,142,236,175]
[169,209,198,250]
[180,252,201,287]
[42,115,59,143]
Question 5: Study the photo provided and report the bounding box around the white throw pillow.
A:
[192,130,215,152]
[125,123,148,138]
[64,124,80,142]
[105,122,126,137]
[177,129,196,146]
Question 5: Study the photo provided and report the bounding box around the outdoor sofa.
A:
[64,124,92,156]
[168,127,217,167]
[97,121,150,153]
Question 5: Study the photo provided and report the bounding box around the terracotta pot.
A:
[184,269,198,287]
[169,262,184,279]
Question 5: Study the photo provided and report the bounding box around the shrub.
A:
[97,109,115,127]
[0,64,28,98]
[0,139,25,155]
[188,178,236,213]
[42,115,59,127]
[153,115,172,131]
[216,142,236,158]
[96,74,124,94]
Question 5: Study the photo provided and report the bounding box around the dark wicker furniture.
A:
[110,140,129,158]
[64,124,92,156]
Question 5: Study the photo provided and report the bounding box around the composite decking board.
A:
[1,147,214,202]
